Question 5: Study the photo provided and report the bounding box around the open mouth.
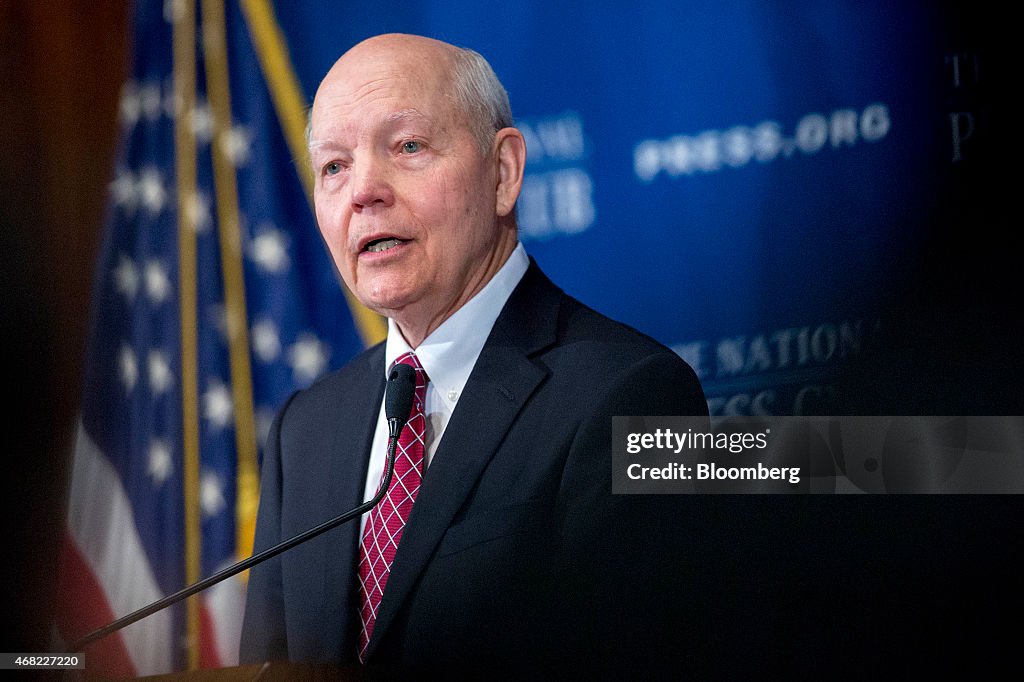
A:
[363,237,406,253]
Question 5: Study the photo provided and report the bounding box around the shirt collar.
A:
[384,242,530,405]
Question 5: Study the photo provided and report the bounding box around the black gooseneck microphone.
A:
[68,362,418,653]
[384,362,417,439]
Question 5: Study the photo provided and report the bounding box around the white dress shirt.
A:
[358,242,530,535]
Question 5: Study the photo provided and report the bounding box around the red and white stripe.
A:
[55,422,245,676]
[56,422,172,676]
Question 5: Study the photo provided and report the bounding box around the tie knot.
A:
[393,352,428,390]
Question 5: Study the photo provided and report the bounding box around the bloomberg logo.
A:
[634,102,891,182]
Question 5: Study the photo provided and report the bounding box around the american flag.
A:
[54,1,380,676]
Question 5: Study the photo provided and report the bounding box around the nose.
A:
[350,157,395,211]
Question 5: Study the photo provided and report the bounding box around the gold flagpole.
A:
[172,0,202,670]
[200,0,261,564]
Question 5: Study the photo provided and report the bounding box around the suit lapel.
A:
[313,344,385,660]
[367,262,562,654]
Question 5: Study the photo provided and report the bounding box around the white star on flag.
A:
[203,380,234,431]
[137,168,168,215]
[251,318,281,363]
[118,80,140,128]
[185,189,212,233]
[119,343,138,392]
[190,101,214,146]
[287,333,330,384]
[200,469,227,518]
[144,260,172,304]
[147,439,173,486]
[148,350,174,394]
[220,124,252,167]
[110,170,137,212]
[250,224,290,274]
[113,255,139,302]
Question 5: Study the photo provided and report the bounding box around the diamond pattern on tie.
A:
[357,352,429,662]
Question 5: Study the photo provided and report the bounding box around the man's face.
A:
[309,37,516,341]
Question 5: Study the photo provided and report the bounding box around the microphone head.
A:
[385,362,417,428]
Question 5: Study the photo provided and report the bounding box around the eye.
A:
[400,140,422,154]
[323,161,341,176]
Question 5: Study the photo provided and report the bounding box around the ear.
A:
[493,127,526,217]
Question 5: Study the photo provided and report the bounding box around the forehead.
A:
[311,48,460,140]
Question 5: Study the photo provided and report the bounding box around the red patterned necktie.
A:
[357,352,429,662]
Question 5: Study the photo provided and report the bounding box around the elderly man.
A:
[241,33,706,673]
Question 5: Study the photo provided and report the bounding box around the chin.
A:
[358,287,413,318]
[359,270,428,309]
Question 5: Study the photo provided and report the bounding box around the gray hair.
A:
[449,46,514,154]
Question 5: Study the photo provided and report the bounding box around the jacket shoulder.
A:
[541,290,706,416]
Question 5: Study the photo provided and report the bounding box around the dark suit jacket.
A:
[240,262,707,676]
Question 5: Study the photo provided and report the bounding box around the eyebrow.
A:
[385,108,430,125]
[308,108,432,151]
